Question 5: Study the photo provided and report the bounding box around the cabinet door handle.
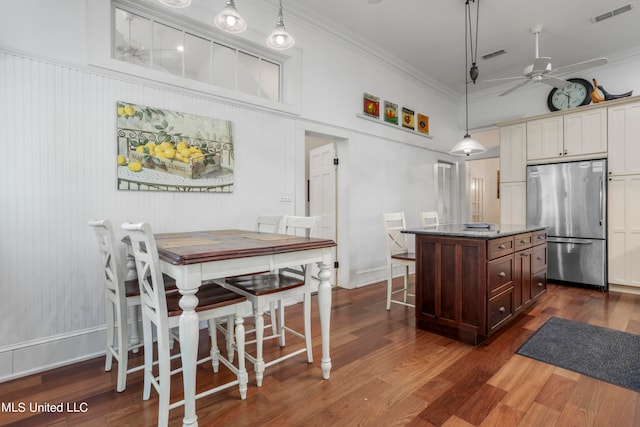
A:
[520,239,528,244]
[536,236,544,240]
[521,253,529,257]
[537,256,543,261]
[498,272,506,278]
[498,244,506,249]
[499,306,506,313]
[537,282,544,287]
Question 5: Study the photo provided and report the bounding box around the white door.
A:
[309,142,338,287]
[436,161,455,224]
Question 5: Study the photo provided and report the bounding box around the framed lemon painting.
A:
[116,101,234,192]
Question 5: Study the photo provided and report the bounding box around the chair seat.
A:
[391,252,416,262]
[124,274,176,297]
[225,274,305,296]
[165,285,247,317]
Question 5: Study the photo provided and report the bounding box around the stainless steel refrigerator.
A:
[526,159,607,289]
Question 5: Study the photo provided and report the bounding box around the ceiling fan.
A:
[488,24,608,96]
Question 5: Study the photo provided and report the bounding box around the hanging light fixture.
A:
[214,0,247,34]
[450,0,486,157]
[157,0,192,8]
[266,0,295,50]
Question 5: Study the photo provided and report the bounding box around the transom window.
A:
[113,5,281,102]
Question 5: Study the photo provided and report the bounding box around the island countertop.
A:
[403,223,547,239]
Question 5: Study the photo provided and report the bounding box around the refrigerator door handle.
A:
[599,177,604,226]
[547,237,594,245]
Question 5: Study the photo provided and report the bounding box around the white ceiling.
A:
[281,0,640,96]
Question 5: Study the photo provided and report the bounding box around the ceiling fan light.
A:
[215,0,247,33]
[449,134,487,156]
[157,0,191,8]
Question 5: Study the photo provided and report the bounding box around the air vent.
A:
[482,49,506,60]
[593,3,634,22]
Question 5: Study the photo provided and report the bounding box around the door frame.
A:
[295,122,351,289]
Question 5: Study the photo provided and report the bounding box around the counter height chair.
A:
[122,221,249,427]
[383,212,416,310]
[220,215,320,387]
[421,211,440,228]
[88,219,177,392]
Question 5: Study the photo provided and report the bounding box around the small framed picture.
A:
[417,114,429,134]
[402,107,415,130]
[363,93,380,118]
[383,101,398,125]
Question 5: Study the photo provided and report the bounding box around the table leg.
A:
[317,260,332,379]
[178,289,200,427]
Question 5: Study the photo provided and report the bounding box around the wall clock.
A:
[547,78,593,111]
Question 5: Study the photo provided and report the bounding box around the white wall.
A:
[0,0,463,380]
[2,0,638,381]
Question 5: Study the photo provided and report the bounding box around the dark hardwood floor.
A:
[2,280,640,426]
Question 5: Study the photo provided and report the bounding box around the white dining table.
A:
[125,229,335,427]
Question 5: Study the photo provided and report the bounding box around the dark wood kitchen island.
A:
[403,224,548,345]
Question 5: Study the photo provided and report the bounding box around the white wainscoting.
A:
[0,50,293,381]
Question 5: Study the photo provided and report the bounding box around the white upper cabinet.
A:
[608,100,640,175]
[526,108,607,162]
[526,116,563,161]
[499,123,526,183]
[564,108,607,158]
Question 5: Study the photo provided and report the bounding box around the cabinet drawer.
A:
[488,256,513,296]
[533,244,547,272]
[532,229,547,246]
[488,236,514,260]
[514,233,533,251]
[532,269,547,299]
[489,288,514,332]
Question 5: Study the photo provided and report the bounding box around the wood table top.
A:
[150,229,336,265]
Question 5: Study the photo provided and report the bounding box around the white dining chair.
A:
[421,211,440,228]
[382,212,416,310]
[89,219,179,392]
[219,215,320,387]
[122,221,249,427]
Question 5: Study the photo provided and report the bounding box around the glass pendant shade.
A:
[157,0,191,7]
[449,134,486,156]
[266,1,295,50]
[215,0,247,33]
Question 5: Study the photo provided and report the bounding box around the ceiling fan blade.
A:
[474,76,524,84]
[500,79,532,97]
[552,57,608,76]
[543,75,571,88]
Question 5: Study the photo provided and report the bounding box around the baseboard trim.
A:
[0,327,107,383]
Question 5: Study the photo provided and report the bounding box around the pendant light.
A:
[266,0,295,50]
[449,0,486,157]
[157,0,192,8]
[215,0,247,34]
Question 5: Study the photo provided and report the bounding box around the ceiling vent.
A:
[482,49,506,60]
[592,3,634,23]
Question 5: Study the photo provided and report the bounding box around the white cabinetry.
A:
[608,101,640,175]
[499,123,527,225]
[564,108,607,157]
[607,99,640,293]
[499,182,526,225]
[499,123,526,182]
[608,175,640,293]
[526,116,563,161]
[526,109,607,162]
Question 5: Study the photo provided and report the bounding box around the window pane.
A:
[260,59,280,101]
[114,8,151,67]
[212,43,236,90]
[184,33,211,84]
[237,52,260,96]
[153,22,183,77]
